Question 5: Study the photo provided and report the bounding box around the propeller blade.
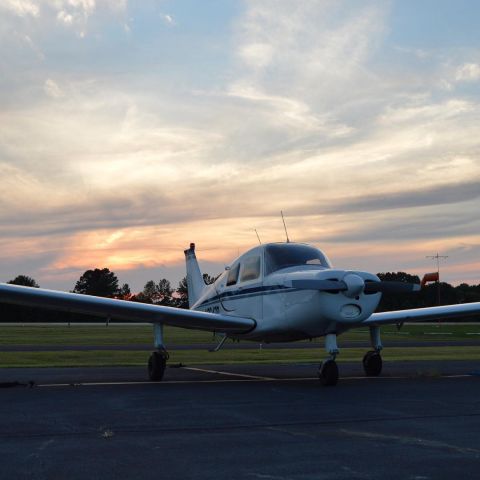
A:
[290,279,421,294]
[364,281,421,294]
[290,279,347,292]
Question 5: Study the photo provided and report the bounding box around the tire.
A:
[148,351,167,381]
[363,351,382,377]
[318,359,339,386]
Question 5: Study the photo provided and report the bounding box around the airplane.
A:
[1,241,480,386]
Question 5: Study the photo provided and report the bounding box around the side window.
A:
[240,256,261,282]
[226,263,240,286]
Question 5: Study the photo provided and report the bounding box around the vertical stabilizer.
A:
[184,243,206,308]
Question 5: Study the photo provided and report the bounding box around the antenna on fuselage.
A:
[254,229,262,244]
[281,210,290,243]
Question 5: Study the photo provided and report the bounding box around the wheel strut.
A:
[318,333,340,386]
[148,324,169,381]
[363,326,383,377]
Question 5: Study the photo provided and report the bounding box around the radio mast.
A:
[426,252,448,305]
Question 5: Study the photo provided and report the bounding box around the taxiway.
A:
[1,361,479,479]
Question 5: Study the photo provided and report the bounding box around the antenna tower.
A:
[426,252,448,305]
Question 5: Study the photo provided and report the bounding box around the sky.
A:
[1,0,480,292]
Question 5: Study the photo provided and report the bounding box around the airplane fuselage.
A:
[192,243,382,342]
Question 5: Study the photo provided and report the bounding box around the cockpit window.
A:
[240,256,261,282]
[226,263,240,286]
[265,244,331,275]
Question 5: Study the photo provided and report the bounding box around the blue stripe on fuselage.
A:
[196,285,295,309]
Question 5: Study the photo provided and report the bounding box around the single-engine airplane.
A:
[1,242,480,386]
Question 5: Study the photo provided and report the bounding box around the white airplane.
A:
[1,242,480,386]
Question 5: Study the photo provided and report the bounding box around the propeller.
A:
[290,279,420,294]
[364,281,421,294]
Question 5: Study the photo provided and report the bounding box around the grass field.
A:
[0,323,479,368]
[1,323,480,346]
[0,325,211,346]
[1,346,480,368]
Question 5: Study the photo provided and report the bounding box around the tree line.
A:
[376,272,480,314]
[1,270,479,323]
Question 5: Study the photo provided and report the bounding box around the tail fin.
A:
[184,243,206,308]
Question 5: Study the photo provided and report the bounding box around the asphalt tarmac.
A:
[1,361,480,479]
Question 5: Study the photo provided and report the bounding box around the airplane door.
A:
[219,255,263,321]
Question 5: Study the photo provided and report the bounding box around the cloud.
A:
[455,63,480,82]
[43,78,65,98]
[50,0,96,36]
[234,1,387,94]
[226,84,354,136]
[0,0,128,39]
[239,42,274,69]
[161,13,175,26]
[52,0,96,18]
[378,99,473,123]
[1,0,39,17]
[297,180,480,217]
[57,10,74,25]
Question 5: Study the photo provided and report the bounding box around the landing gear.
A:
[148,324,169,382]
[318,333,339,386]
[362,351,382,376]
[363,326,383,377]
[318,359,339,386]
[148,350,169,381]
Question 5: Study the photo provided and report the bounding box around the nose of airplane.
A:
[342,273,365,298]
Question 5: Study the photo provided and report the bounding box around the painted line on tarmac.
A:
[34,373,474,388]
[35,378,324,387]
[37,378,292,387]
[343,374,473,380]
[180,366,275,380]
[38,381,157,387]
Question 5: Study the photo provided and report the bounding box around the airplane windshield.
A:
[265,244,331,275]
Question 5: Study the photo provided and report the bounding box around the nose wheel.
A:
[318,359,339,386]
[318,333,340,386]
[362,350,382,376]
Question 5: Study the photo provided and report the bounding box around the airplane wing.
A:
[0,283,255,333]
[363,302,480,326]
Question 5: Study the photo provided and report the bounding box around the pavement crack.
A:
[38,439,54,451]
[3,412,480,441]
[266,426,316,439]
[246,474,291,480]
[340,429,480,456]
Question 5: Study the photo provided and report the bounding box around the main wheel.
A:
[318,359,339,386]
[148,351,167,381]
[363,351,382,377]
